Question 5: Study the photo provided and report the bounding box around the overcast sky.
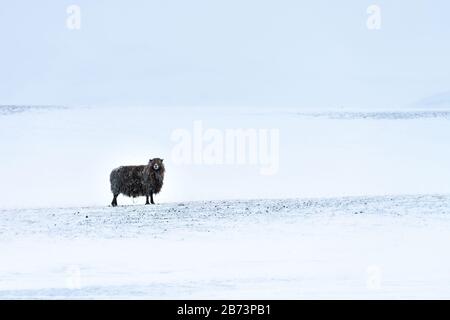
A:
[1,0,449,108]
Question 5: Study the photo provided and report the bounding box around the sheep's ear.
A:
[149,158,153,163]
[161,159,164,162]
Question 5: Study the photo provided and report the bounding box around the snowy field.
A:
[1,105,450,208]
[1,106,450,299]
[1,195,450,299]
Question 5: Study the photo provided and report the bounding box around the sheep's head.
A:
[149,158,164,171]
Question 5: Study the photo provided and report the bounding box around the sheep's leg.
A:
[145,195,150,205]
[150,193,155,205]
[111,194,118,207]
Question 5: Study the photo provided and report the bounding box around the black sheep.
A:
[110,158,165,206]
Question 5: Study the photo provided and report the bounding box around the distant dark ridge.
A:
[0,105,67,116]
[295,110,450,120]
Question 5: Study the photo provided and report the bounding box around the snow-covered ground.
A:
[1,194,450,299]
[2,0,450,300]
[1,105,450,208]
[1,106,450,299]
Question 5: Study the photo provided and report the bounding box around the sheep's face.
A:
[149,158,164,171]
